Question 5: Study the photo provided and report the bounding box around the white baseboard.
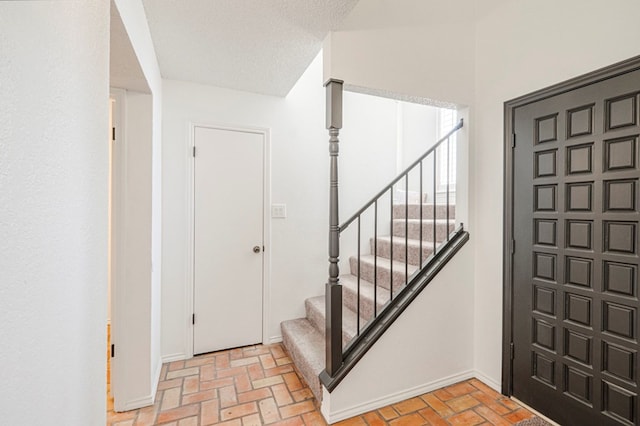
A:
[162,352,189,363]
[119,393,155,412]
[162,338,282,364]
[115,359,164,412]
[322,369,475,423]
[473,369,501,392]
[268,335,283,344]
[151,359,162,402]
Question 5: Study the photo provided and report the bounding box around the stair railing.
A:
[322,79,465,381]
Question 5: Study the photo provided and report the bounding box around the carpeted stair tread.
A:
[393,190,424,204]
[374,235,434,247]
[281,318,325,402]
[392,218,455,242]
[392,203,456,220]
[340,274,394,323]
[349,254,418,291]
[306,296,368,347]
[372,235,435,266]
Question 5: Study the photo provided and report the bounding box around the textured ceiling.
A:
[142,0,359,96]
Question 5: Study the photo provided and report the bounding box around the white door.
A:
[193,126,264,354]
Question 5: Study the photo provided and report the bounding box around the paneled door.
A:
[193,126,265,355]
[512,67,640,425]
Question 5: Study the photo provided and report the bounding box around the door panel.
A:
[512,69,640,425]
[193,126,264,355]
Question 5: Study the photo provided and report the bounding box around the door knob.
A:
[253,246,261,253]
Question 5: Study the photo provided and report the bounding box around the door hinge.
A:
[511,239,516,254]
[112,127,116,141]
[111,344,115,358]
[192,313,195,325]
[511,133,516,148]
[510,342,515,360]
[192,146,196,157]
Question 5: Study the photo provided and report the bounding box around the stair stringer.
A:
[320,242,475,424]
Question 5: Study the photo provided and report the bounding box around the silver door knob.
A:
[253,246,261,253]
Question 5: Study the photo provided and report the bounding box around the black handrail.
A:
[339,118,463,232]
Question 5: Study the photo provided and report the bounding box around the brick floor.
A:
[107,344,537,425]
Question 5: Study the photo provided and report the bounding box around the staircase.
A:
[279,80,467,413]
[281,199,456,401]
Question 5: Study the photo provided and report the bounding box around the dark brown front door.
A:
[512,67,640,425]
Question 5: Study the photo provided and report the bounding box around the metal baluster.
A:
[357,215,361,335]
[389,187,393,301]
[373,200,378,317]
[433,150,437,254]
[446,136,450,241]
[404,174,408,286]
[325,79,343,377]
[419,161,423,267]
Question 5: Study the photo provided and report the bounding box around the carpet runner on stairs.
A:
[281,202,456,402]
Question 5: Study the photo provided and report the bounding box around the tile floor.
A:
[107,343,537,425]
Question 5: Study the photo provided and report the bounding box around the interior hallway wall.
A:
[0,1,110,424]
[323,0,476,106]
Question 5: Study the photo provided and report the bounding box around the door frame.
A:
[502,55,640,395]
[109,88,127,409]
[185,122,271,358]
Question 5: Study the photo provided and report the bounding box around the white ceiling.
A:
[141,0,359,96]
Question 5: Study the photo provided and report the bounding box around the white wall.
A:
[0,1,109,424]
[340,92,398,215]
[472,0,640,386]
[324,0,476,106]
[111,0,163,409]
[338,92,398,273]
[399,103,439,170]
[323,243,474,423]
[397,103,441,208]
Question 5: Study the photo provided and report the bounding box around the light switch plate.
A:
[271,204,287,218]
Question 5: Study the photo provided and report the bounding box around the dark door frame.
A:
[502,54,640,396]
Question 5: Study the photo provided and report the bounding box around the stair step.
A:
[392,219,455,242]
[393,203,456,220]
[340,274,392,324]
[393,190,425,204]
[371,236,435,266]
[349,255,418,292]
[281,318,324,402]
[305,296,367,347]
